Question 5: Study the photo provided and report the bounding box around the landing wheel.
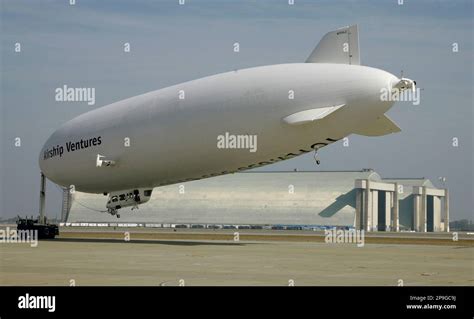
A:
[117,214,120,218]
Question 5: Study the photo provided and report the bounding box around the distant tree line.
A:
[450,219,474,231]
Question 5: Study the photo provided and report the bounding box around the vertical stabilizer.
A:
[306,25,360,65]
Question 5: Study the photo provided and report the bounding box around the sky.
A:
[1,0,473,220]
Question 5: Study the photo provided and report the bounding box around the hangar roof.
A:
[383,178,435,188]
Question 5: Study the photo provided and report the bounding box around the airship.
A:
[39,25,415,218]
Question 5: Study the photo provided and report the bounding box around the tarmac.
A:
[0,227,473,286]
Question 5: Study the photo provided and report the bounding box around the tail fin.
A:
[306,25,360,65]
[353,115,401,137]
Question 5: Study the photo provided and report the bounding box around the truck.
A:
[16,217,59,239]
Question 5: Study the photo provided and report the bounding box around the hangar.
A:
[62,170,449,232]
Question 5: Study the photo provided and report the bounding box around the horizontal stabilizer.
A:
[306,25,360,65]
[353,115,401,136]
[283,104,345,125]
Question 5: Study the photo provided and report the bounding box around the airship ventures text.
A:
[43,136,102,160]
